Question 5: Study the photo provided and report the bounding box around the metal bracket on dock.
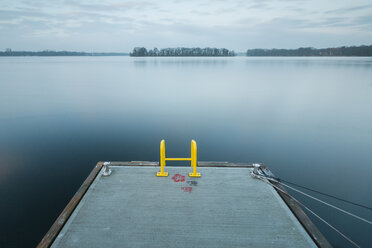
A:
[103,162,112,176]
[251,163,263,178]
[157,139,201,177]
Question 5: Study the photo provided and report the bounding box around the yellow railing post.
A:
[157,140,168,177]
[156,139,201,177]
[189,139,201,177]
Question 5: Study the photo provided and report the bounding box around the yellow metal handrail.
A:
[157,139,201,177]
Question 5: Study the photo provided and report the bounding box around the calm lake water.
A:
[0,56,372,247]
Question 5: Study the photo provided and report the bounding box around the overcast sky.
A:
[0,0,372,52]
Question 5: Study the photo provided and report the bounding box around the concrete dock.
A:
[38,162,331,248]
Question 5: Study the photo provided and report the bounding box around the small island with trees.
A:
[246,45,372,56]
[130,47,236,57]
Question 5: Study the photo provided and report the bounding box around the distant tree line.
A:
[2,45,372,57]
[0,50,128,56]
[130,47,236,56]
[246,45,372,56]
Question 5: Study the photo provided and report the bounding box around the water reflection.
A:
[133,57,229,67]
[0,56,371,247]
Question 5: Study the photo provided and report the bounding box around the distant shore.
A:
[246,45,372,56]
[1,45,372,57]
[0,51,128,56]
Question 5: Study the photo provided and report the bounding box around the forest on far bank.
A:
[246,45,372,56]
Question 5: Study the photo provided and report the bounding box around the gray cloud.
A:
[247,2,270,10]
[354,14,372,26]
[0,0,371,52]
[325,4,372,14]
[64,0,157,12]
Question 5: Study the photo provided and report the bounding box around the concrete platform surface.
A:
[51,166,317,248]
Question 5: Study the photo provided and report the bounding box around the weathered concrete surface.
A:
[52,166,317,248]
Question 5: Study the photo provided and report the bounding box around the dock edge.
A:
[37,161,332,248]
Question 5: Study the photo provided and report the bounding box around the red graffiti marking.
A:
[172,174,185,182]
[181,187,192,193]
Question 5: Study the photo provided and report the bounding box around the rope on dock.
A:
[278,181,372,225]
[251,169,366,248]
[256,174,372,225]
[264,178,361,248]
[265,177,372,211]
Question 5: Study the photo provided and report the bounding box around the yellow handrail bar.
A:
[166,158,192,161]
[189,140,200,177]
[157,140,168,176]
[156,139,201,177]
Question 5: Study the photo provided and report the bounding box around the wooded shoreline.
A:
[246,45,372,56]
[1,45,372,56]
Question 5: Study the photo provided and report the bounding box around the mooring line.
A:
[275,178,372,211]
[259,177,361,248]
[279,181,372,225]
[256,173,372,226]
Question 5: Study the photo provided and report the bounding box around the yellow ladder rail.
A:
[157,139,201,177]
[166,158,192,161]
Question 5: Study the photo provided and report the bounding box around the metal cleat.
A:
[103,162,112,176]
